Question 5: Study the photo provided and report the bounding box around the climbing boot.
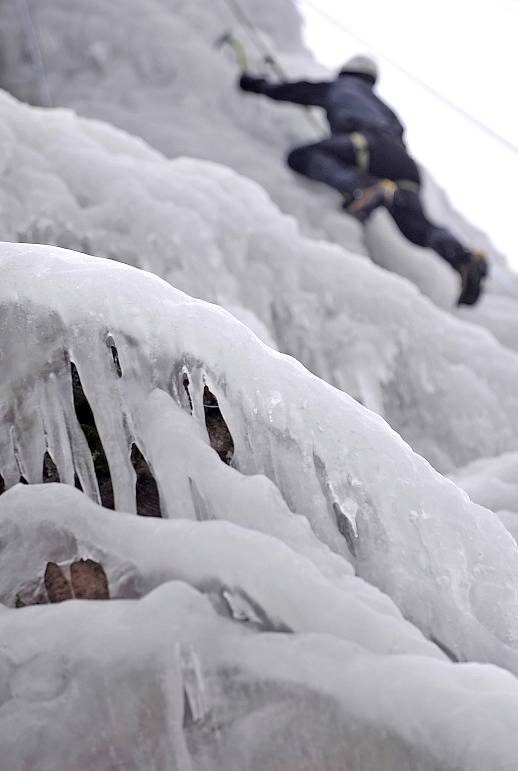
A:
[457,250,488,306]
[346,179,397,222]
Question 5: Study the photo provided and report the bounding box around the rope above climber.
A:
[238,54,488,306]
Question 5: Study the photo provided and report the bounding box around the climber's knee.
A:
[287,145,311,175]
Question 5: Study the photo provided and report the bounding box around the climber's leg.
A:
[387,188,488,305]
[286,137,376,197]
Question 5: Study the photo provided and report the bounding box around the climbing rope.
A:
[15,0,52,107]
[299,0,518,156]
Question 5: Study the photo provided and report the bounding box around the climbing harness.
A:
[349,133,418,195]
[395,179,420,193]
[350,131,369,172]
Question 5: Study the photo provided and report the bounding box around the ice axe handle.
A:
[215,31,249,73]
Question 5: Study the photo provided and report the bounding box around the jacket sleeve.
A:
[381,100,406,142]
[239,74,329,107]
[389,110,406,142]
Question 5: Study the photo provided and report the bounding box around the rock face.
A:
[16,559,109,607]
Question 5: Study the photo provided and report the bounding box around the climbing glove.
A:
[239,74,269,94]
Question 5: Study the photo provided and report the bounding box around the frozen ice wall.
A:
[3,243,518,768]
[0,0,358,246]
[4,242,518,667]
[0,1,518,762]
[1,0,517,316]
[2,488,518,770]
[1,91,518,473]
[451,452,518,543]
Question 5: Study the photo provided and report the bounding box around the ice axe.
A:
[261,53,286,81]
[215,30,323,133]
[215,30,286,79]
[215,31,250,73]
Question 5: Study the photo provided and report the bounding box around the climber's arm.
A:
[239,74,329,107]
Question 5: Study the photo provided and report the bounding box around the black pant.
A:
[286,132,468,270]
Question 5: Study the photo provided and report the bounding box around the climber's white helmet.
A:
[340,54,379,82]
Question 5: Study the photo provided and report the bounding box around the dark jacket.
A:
[240,72,406,144]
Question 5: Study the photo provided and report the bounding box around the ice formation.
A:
[1,92,518,472]
[1,0,518,320]
[2,244,518,766]
[2,243,518,665]
[2,497,518,771]
[451,452,518,543]
[452,452,518,516]
[1,0,518,766]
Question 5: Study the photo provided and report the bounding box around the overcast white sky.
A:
[297,0,518,263]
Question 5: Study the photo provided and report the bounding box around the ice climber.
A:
[239,54,488,305]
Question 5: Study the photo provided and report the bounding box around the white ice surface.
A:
[1,93,518,472]
[2,243,518,680]
[0,484,437,658]
[1,0,516,333]
[451,452,518,546]
[0,1,518,764]
[2,566,518,771]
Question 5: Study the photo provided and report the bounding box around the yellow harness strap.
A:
[349,133,420,194]
[395,179,420,193]
[350,131,370,172]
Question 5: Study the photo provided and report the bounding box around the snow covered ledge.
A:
[2,559,518,770]
[2,242,518,679]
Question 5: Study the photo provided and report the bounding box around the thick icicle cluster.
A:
[2,243,518,665]
[1,243,518,768]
